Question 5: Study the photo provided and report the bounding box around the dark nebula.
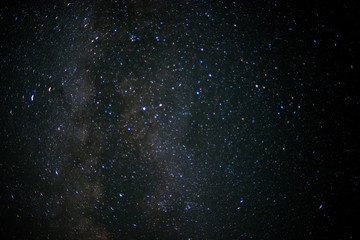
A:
[1,1,359,239]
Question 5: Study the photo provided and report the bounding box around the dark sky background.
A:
[0,0,359,239]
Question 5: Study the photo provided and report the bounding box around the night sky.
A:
[1,0,359,239]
